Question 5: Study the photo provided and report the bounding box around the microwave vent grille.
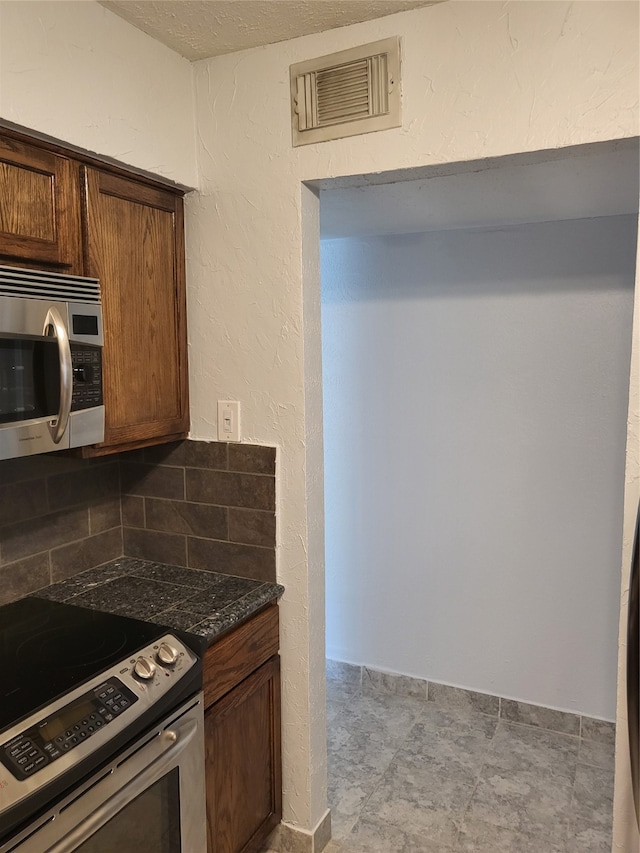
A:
[0,266,101,304]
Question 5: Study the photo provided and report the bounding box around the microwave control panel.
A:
[70,345,103,410]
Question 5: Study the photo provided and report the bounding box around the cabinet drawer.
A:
[203,604,279,708]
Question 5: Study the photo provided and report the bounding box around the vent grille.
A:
[310,55,387,128]
[0,265,101,304]
[291,38,401,146]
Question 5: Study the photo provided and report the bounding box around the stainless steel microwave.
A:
[0,265,104,461]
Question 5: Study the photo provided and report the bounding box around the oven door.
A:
[3,694,206,853]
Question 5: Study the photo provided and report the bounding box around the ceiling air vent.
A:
[290,37,401,147]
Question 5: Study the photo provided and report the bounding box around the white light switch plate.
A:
[217,400,241,442]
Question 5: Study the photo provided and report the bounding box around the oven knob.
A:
[156,643,179,666]
[133,656,156,680]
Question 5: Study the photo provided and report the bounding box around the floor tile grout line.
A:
[354,746,398,824]
[358,700,422,819]
[328,689,404,841]
[454,720,500,847]
[342,700,425,843]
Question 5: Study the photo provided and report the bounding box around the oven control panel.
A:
[0,634,196,785]
[2,679,137,781]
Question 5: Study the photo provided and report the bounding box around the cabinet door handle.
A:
[628,501,640,829]
[44,307,72,444]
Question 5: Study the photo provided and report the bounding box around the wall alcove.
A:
[319,138,639,721]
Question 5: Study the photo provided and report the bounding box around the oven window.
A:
[74,769,181,852]
[0,337,60,424]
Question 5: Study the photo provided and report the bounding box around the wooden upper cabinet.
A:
[0,128,190,454]
[82,168,189,451]
[0,137,82,272]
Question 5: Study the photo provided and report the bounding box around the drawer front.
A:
[203,604,279,708]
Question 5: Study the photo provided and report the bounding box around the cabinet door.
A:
[83,168,189,451]
[0,136,82,271]
[205,656,282,853]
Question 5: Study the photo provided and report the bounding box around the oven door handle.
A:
[44,307,72,444]
[44,718,199,853]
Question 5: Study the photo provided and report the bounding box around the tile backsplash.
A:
[0,456,122,605]
[0,440,276,605]
[120,441,276,581]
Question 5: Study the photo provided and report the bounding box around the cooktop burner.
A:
[0,597,170,733]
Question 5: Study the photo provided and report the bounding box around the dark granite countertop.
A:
[32,557,284,651]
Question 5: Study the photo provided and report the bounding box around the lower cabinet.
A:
[203,605,282,853]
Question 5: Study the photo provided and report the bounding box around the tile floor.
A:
[323,668,615,852]
[262,667,615,853]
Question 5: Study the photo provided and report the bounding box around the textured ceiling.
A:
[99,0,441,61]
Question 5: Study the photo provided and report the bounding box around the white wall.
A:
[189,0,639,834]
[1,0,637,838]
[322,215,636,720]
[0,1,197,186]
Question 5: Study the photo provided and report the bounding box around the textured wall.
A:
[188,0,639,834]
[0,1,197,186]
[1,0,637,838]
[322,215,636,721]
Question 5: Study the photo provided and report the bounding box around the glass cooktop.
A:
[0,597,168,733]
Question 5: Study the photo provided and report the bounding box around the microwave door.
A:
[0,337,59,424]
[0,268,103,460]
[0,295,73,459]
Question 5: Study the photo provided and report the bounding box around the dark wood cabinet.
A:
[82,168,189,452]
[203,605,282,853]
[0,136,82,272]
[0,127,190,455]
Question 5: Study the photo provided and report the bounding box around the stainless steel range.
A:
[0,597,206,853]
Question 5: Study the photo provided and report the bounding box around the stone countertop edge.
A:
[30,556,284,652]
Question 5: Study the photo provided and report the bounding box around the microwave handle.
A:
[44,307,73,444]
